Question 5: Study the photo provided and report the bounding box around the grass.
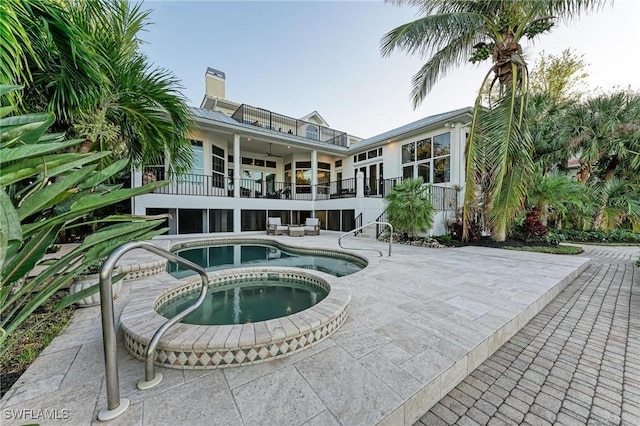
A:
[503,245,584,255]
[0,292,75,397]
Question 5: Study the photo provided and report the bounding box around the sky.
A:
[139,0,640,139]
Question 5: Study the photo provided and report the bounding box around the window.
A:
[335,159,342,168]
[401,132,451,184]
[187,140,204,184]
[211,144,225,188]
[266,160,276,168]
[306,124,319,140]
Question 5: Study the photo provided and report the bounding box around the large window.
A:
[212,145,225,188]
[401,132,450,184]
[185,140,204,184]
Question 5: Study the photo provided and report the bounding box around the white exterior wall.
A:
[133,109,471,236]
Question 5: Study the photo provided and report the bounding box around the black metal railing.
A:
[354,212,363,236]
[231,104,348,147]
[375,211,388,239]
[325,178,356,199]
[363,177,458,211]
[143,168,232,197]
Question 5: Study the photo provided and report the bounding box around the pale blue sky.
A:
[139,1,640,138]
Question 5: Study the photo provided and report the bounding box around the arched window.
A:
[306,124,319,140]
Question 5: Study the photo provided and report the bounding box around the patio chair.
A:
[266,217,288,235]
[303,218,320,236]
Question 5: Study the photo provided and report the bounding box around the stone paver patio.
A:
[0,234,605,425]
[420,245,639,426]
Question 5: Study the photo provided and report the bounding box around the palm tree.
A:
[6,0,193,173]
[589,178,640,231]
[381,0,606,241]
[527,170,590,227]
[384,178,436,240]
[561,89,640,184]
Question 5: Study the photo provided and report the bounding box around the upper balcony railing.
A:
[231,104,348,147]
[141,169,458,210]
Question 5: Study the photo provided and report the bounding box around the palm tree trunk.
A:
[604,155,619,182]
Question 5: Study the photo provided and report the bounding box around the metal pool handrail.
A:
[338,221,393,257]
[97,241,209,421]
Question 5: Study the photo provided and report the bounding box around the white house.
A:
[132,67,472,236]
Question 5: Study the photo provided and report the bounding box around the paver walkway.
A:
[419,245,640,426]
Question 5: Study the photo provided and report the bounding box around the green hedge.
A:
[550,228,640,243]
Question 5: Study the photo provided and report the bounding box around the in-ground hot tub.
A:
[121,268,350,369]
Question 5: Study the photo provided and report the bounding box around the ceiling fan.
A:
[264,143,282,158]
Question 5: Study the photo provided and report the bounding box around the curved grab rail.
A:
[338,221,393,257]
[97,241,209,421]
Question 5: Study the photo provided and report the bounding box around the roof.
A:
[189,107,239,126]
[353,107,473,150]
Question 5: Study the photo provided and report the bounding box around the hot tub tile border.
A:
[121,268,350,370]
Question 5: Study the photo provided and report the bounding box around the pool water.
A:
[168,244,364,278]
[158,279,328,325]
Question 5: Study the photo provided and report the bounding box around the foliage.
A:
[383,178,436,239]
[447,214,482,242]
[0,86,168,353]
[4,0,193,174]
[551,228,640,243]
[527,171,592,227]
[529,49,589,103]
[589,178,640,231]
[561,89,640,183]
[503,245,583,255]
[381,0,605,242]
[0,291,75,398]
[512,207,549,242]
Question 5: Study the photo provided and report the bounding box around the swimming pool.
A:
[168,242,366,278]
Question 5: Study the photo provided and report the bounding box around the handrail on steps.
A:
[97,241,209,421]
[338,221,393,257]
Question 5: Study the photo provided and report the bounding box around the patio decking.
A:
[0,233,590,425]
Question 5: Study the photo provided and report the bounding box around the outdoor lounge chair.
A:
[303,218,320,236]
[266,217,288,235]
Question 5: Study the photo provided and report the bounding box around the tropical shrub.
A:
[512,208,549,242]
[0,85,167,353]
[384,178,435,240]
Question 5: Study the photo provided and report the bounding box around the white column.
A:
[233,134,242,234]
[311,149,317,202]
[233,134,240,198]
[356,171,365,198]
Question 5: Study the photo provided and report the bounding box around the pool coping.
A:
[120,267,351,369]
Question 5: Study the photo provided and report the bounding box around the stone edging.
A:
[120,267,350,370]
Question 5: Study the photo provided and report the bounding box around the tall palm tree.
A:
[381,0,606,241]
[561,89,640,184]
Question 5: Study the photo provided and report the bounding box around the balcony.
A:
[141,169,458,210]
[231,104,348,147]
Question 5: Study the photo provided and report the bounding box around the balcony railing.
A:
[141,170,458,210]
[231,104,348,147]
[363,177,459,211]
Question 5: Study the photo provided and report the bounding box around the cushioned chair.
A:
[266,217,288,235]
[303,218,320,236]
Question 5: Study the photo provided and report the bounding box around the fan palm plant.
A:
[589,178,640,231]
[381,0,606,241]
[384,178,436,240]
[561,89,640,183]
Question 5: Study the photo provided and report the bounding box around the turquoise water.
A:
[168,244,364,278]
[157,279,328,325]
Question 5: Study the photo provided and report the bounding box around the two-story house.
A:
[132,67,472,236]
